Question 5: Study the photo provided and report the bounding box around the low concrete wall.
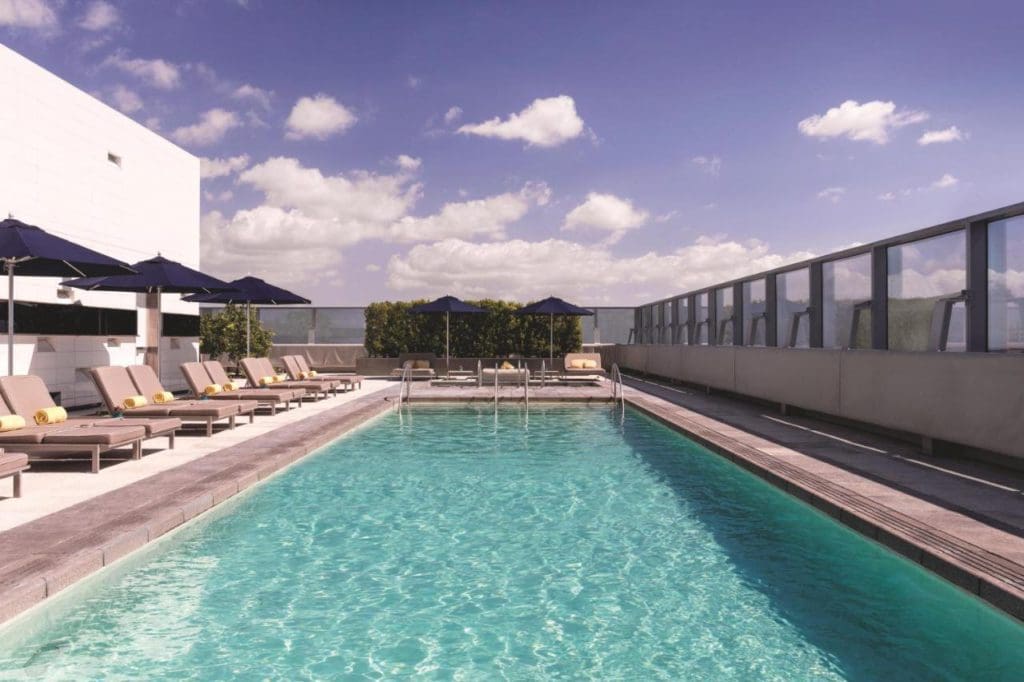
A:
[600,344,1024,460]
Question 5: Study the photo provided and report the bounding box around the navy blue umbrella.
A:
[410,295,487,365]
[0,218,135,375]
[63,255,237,380]
[515,296,594,366]
[184,276,310,356]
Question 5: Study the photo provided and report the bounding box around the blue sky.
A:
[2,0,1023,304]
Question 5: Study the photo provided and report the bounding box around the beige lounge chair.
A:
[0,450,28,497]
[240,358,329,400]
[128,365,257,427]
[280,355,344,393]
[182,362,303,415]
[390,355,435,380]
[0,398,145,473]
[563,353,607,378]
[91,366,242,437]
[480,366,531,386]
[0,375,181,450]
[291,354,362,390]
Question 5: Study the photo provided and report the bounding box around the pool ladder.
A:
[398,364,412,410]
[610,363,625,419]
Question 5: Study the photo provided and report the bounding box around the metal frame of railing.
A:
[630,200,1024,353]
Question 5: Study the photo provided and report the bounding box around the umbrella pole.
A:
[6,262,13,376]
[446,311,450,373]
[549,312,554,372]
[246,302,251,357]
[155,286,163,383]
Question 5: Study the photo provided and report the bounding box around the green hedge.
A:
[364,299,583,357]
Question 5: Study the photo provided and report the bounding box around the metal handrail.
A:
[493,361,499,413]
[524,364,529,410]
[610,363,625,418]
[399,363,412,408]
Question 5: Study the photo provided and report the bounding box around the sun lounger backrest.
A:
[281,355,302,380]
[126,365,167,399]
[0,392,12,417]
[91,366,137,412]
[258,357,277,378]
[239,358,263,385]
[0,375,57,418]
[203,361,233,386]
[294,355,312,373]
[564,353,602,370]
[180,362,212,396]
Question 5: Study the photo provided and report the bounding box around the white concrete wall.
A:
[0,45,200,401]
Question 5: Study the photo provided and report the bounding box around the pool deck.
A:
[2,373,1024,624]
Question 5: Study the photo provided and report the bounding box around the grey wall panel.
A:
[676,346,736,391]
[838,351,1024,458]
[611,344,1024,460]
[735,348,841,414]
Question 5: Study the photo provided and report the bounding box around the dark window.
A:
[162,313,200,336]
[0,302,137,335]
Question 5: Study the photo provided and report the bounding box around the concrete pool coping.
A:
[1,378,1024,625]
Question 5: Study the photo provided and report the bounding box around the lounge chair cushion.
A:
[569,359,586,369]
[0,452,28,476]
[0,375,66,419]
[41,425,145,445]
[90,366,143,414]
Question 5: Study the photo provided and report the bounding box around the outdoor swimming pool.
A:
[1,404,1023,679]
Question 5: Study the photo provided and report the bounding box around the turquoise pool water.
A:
[2,405,1023,679]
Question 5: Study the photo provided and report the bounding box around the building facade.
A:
[0,44,200,405]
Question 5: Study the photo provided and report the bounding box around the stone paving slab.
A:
[0,388,398,625]
[622,377,1024,621]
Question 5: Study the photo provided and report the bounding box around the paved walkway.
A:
[622,374,1024,618]
[0,380,395,532]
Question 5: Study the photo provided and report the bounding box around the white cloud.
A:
[407,75,422,89]
[200,154,250,179]
[285,94,357,140]
[798,100,928,144]
[79,1,118,30]
[387,236,815,304]
[171,108,241,146]
[103,52,181,90]
[0,0,57,29]
[458,95,585,147]
[390,182,550,243]
[232,84,272,110]
[395,155,421,171]
[365,264,381,273]
[817,187,846,203]
[203,190,234,202]
[691,155,722,176]
[143,116,161,131]
[444,106,463,124]
[561,192,649,243]
[878,192,896,201]
[108,84,142,113]
[932,173,958,189]
[654,210,679,223]
[917,126,965,146]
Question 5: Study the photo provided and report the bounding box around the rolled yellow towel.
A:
[0,415,26,432]
[259,376,275,387]
[203,384,223,396]
[34,406,68,425]
[153,391,175,403]
[500,361,514,370]
[223,381,239,392]
[298,371,309,380]
[122,395,148,410]
[307,370,318,378]
[275,374,288,383]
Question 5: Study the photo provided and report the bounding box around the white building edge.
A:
[0,44,200,406]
